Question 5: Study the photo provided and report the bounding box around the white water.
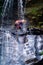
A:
[18,0,24,19]
[1,0,14,28]
[0,30,43,65]
[2,0,14,18]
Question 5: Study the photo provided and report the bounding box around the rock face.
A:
[34,59,43,65]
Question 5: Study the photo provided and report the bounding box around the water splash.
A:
[0,31,43,65]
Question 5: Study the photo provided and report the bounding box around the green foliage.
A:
[25,2,43,29]
[39,51,43,55]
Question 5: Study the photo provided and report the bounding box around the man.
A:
[15,19,27,35]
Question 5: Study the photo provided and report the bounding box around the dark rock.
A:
[34,59,43,65]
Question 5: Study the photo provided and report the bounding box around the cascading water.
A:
[18,0,24,19]
[1,0,14,28]
[0,0,26,65]
[2,0,14,19]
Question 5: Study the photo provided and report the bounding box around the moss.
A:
[25,3,43,15]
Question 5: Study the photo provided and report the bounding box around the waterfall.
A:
[1,0,14,28]
[2,0,14,18]
[0,1,43,65]
[18,0,24,19]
